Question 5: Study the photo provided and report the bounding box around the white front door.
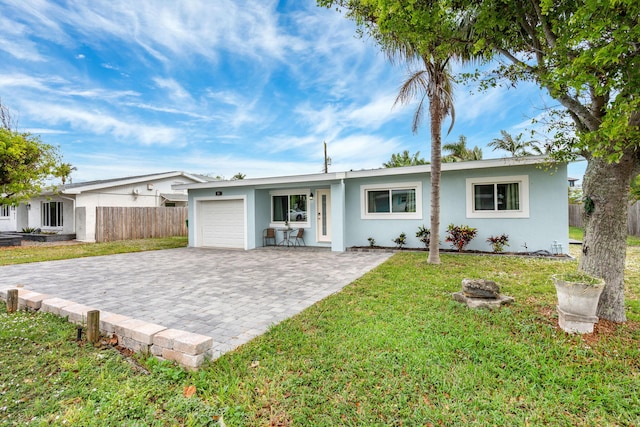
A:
[316,189,331,242]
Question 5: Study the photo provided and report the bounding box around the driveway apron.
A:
[1,247,392,357]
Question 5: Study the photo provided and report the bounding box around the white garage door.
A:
[197,199,245,248]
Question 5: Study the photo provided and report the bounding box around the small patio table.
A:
[277,227,295,247]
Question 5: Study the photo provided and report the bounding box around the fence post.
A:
[87,310,100,344]
[7,289,18,313]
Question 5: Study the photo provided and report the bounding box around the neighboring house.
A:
[177,157,569,254]
[0,204,17,232]
[16,171,211,242]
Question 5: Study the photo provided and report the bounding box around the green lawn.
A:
[570,225,640,247]
[0,236,188,266]
[1,235,639,425]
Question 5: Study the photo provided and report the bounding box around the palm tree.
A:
[383,150,429,168]
[394,53,455,264]
[442,135,483,162]
[56,163,77,185]
[488,130,537,157]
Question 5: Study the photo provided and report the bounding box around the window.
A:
[0,205,9,218]
[42,201,64,227]
[361,182,422,219]
[270,190,309,225]
[466,176,529,218]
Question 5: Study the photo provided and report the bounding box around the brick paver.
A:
[1,247,391,358]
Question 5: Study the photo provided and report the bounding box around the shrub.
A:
[367,237,376,247]
[487,234,509,253]
[392,232,407,249]
[445,224,477,252]
[415,225,430,249]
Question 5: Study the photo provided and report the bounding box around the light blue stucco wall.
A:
[342,163,568,254]
[343,174,430,250]
[187,163,569,254]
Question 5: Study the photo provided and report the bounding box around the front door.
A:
[316,189,331,242]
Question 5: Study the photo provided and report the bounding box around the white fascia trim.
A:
[360,181,423,220]
[465,175,530,219]
[177,156,553,191]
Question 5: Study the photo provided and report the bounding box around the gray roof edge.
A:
[60,171,208,194]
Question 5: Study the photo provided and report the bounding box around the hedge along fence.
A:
[569,202,640,236]
[95,207,188,242]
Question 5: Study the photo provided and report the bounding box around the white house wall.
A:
[0,206,17,232]
[75,178,192,242]
[20,196,75,234]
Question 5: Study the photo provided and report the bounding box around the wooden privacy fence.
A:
[95,207,188,242]
[569,202,640,236]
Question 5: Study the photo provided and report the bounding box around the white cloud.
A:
[347,93,402,130]
[22,103,180,145]
[4,0,302,66]
[328,134,400,167]
[153,77,193,103]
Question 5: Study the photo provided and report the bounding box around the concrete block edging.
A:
[0,287,212,369]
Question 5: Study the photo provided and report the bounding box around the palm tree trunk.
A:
[428,99,442,264]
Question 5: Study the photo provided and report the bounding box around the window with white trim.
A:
[0,205,10,218]
[270,190,309,225]
[42,201,64,227]
[361,182,422,219]
[466,176,529,218]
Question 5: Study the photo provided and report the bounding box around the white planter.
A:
[552,274,605,334]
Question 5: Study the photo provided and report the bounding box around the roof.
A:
[51,171,212,195]
[175,156,557,191]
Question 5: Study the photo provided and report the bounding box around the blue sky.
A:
[1,0,585,183]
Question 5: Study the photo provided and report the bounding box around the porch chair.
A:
[263,228,276,246]
[292,228,306,247]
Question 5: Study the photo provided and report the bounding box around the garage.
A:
[197,199,245,248]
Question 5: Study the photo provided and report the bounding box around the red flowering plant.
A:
[487,234,509,253]
[445,224,478,252]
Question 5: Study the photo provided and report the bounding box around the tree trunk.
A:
[579,154,637,322]
[428,100,442,264]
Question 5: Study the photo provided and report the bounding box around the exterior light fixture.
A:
[309,192,314,201]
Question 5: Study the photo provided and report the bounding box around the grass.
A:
[570,225,640,247]
[0,236,188,266]
[1,233,639,425]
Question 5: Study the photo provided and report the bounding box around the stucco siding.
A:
[342,163,568,254]
[184,159,569,254]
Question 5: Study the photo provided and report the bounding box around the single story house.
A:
[8,171,210,242]
[177,157,569,254]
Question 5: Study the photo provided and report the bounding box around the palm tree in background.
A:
[56,163,77,185]
[488,130,539,157]
[383,150,429,167]
[442,135,483,162]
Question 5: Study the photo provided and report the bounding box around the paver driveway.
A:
[1,247,392,357]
